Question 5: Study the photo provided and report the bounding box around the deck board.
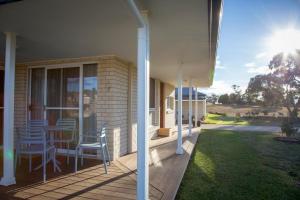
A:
[0,127,200,200]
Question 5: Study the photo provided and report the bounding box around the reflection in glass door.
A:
[83,64,98,135]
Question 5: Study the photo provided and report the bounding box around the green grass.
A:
[176,130,300,200]
[204,113,250,125]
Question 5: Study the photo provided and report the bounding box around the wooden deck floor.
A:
[0,127,199,200]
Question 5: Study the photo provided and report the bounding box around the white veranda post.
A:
[176,72,183,154]
[203,98,207,117]
[136,21,150,199]
[0,32,16,186]
[188,81,192,136]
[127,1,150,199]
[195,88,198,127]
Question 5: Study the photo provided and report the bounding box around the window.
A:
[149,78,155,108]
[166,96,174,110]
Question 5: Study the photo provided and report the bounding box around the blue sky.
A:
[203,0,300,95]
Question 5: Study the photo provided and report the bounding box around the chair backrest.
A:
[18,126,46,145]
[56,118,76,131]
[98,126,107,146]
[27,120,48,136]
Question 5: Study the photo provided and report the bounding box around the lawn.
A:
[204,113,250,125]
[204,113,282,126]
[176,130,300,200]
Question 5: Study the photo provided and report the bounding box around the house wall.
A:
[181,101,206,121]
[127,65,137,153]
[14,65,28,138]
[96,58,129,159]
[163,83,176,129]
[12,55,177,160]
[13,56,131,160]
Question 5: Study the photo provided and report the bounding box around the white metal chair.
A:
[16,120,49,172]
[15,124,56,182]
[54,118,77,164]
[75,125,110,173]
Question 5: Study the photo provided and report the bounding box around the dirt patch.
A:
[274,136,300,144]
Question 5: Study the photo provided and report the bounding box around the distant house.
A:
[175,88,207,124]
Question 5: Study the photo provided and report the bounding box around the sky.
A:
[202,0,300,95]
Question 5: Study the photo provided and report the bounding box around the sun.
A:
[266,28,300,55]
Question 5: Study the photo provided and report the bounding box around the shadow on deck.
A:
[0,127,200,200]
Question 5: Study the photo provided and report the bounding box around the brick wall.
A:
[14,65,28,138]
[96,58,129,160]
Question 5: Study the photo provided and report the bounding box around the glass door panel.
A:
[46,67,80,150]
[83,64,98,135]
[62,68,79,108]
[47,69,61,108]
[29,68,45,120]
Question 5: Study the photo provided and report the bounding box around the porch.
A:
[0,127,199,200]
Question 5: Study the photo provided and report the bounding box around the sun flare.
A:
[266,28,300,55]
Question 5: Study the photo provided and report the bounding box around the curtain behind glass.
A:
[30,68,45,120]
[47,69,61,108]
[62,67,79,107]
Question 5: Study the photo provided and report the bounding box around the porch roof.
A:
[0,0,222,87]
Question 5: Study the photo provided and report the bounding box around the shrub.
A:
[262,110,269,116]
[281,119,297,137]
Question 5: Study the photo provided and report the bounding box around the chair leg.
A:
[43,152,46,183]
[101,147,107,174]
[14,151,18,175]
[29,154,32,173]
[104,138,111,165]
[81,149,83,166]
[105,145,111,165]
[67,142,70,165]
[53,148,56,173]
[75,147,78,173]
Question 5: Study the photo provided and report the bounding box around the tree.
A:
[218,94,230,104]
[269,51,300,121]
[246,50,300,121]
[246,74,283,106]
[228,84,243,104]
[207,94,219,104]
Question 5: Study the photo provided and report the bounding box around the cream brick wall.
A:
[128,66,137,152]
[96,58,129,160]
[163,83,176,129]
[14,65,28,138]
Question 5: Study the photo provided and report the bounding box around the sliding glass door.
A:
[28,64,98,152]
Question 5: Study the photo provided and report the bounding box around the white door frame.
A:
[0,67,3,110]
[0,68,4,150]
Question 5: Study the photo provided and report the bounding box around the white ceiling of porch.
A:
[0,0,213,87]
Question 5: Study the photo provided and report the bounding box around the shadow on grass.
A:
[176,130,300,200]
